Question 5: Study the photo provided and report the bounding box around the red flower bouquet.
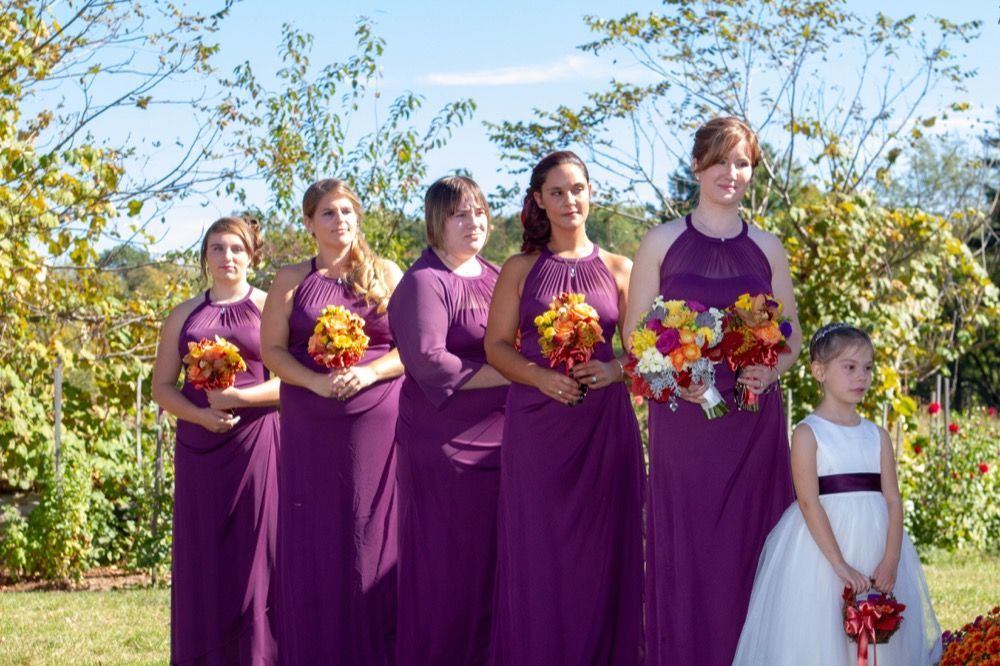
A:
[308,305,369,369]
[182,336,247,390]
[842,586,906,666]
[534,292,604,404]
[722,292,793,411]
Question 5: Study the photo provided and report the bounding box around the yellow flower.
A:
[629,328,657,354]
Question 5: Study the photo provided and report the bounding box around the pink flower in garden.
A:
[988,406,997,418]
[928,402,941,415]
[913,444,923,455]
[948,422,960,434]
[979,463,989,475]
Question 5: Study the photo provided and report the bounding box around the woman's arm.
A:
[205,378,281,410]
[151,300,240,433]
[741,230,803,394]
[569,250,630,389]
[332,258,407,400]
[484,254,582,405]
[791,423,870,594]
[872,427,903,593]
[388,267,506,407]
[259,263,338,398]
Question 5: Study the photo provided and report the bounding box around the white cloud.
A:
[419,54,657,87]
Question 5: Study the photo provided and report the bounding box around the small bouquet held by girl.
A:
[722,292,793,411]
[182,336,247,390]
[308,305,370,369]
[534,291,605,405]
[842,586,906,666]
[625,296,728,419]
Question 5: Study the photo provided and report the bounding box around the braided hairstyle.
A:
[520,150,590,253]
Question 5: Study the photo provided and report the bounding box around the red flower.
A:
[928,402,942,414]
[913,445,923,455]
[949,422,960,434]
[952,472,959,480]
[979,463,989,475]
[988,406,997,417]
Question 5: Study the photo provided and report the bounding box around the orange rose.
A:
[682,343,701,361]
[753,321,784,345]
[669,347,688,372]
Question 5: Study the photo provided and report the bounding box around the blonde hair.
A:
[199,215,263,279]
[424,175,490,250]
[692,116,761,173]
[302,179,391,313]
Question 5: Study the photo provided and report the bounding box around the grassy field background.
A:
[0,550,997,664]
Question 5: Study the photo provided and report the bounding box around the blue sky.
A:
[135,0,998,251]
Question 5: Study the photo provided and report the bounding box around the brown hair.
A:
[199,215,263,279]
[808,323,873,363]
[424,175,490,250]
[691,116,761,173]
[520,150,590,253]
[302,178,391,313]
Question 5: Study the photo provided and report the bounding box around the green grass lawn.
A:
[0,551,997,664]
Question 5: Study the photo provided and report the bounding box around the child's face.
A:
[811,344,874,405]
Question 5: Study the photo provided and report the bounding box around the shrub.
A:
[898,407,1000,552]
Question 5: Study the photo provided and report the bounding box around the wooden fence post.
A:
[54,355,63,499]
[135,373,143,470]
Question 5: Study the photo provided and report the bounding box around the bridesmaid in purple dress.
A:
[260,179,404,665]
[388,176,509,665]
[152,216,279,665]
[624,117,802,666]
[484,152,645,665]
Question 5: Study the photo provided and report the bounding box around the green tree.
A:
[0,0,234,579]
[219,19,476,273]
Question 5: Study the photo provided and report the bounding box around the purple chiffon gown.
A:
[388,248,507,666]
[645,215,796,666]
[277,259,401,665]
[173,289,279,665]
[490,245,645,665]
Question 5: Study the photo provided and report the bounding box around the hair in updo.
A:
[691,116,761,173]
[302,178,391,314]
[199,215,263,279]
[520,150,590,253]
[808,323,873,363]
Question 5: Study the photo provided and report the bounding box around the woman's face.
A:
[305,192,359,249]
[205,232,250,283]
[695,139,753,207]
[532,163,591,232]
[441,195,489,262]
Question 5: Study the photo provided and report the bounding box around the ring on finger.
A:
[591,376,597,384]
[558,389,563,396]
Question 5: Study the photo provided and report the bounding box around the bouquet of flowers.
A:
[308,305,369,369]
[842,586,906,666]
[625,296,728,419]
[182,336,247,390]
[722,292,793,411]
[534,292,604,402]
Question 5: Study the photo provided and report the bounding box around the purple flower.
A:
[646,318,667,334]
[655,328,681,354]
[779,320,793,338]
[686,300,707,313]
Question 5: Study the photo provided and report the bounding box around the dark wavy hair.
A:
[520,150,590,252]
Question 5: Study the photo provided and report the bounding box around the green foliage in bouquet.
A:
[897,407,1000,552]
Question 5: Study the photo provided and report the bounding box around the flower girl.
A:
[733,323,941,665]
